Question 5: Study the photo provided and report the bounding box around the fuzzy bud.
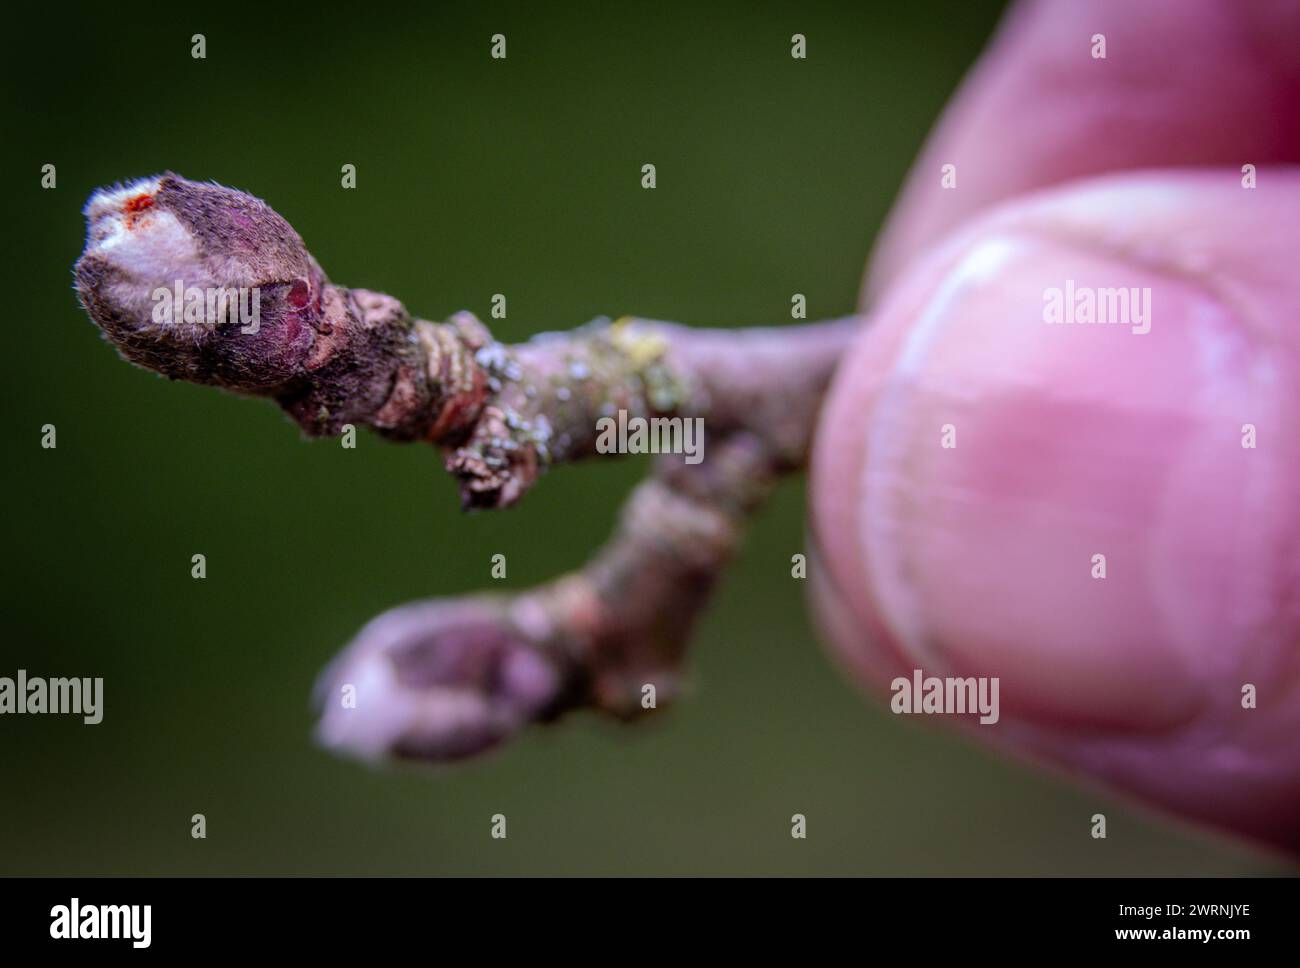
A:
[74,173,328,393]
[315,599,572,763]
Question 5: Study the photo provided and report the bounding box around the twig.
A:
[74,173,859,762]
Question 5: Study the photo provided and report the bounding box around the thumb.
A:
[810,169,1300,853]
[866,0,1300,297]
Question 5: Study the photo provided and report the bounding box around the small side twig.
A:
[316,434,779,761]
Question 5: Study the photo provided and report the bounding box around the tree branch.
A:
[74,172,860,763]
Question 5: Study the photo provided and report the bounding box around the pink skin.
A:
[811,0,1300,854]
[866,0,1300,296]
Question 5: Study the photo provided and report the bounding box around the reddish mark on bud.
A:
[287,278,311,310]
[123,193,155,229]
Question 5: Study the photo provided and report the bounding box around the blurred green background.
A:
[1,0,1281,875]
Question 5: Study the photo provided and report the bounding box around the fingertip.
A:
[813,176,1300,847]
